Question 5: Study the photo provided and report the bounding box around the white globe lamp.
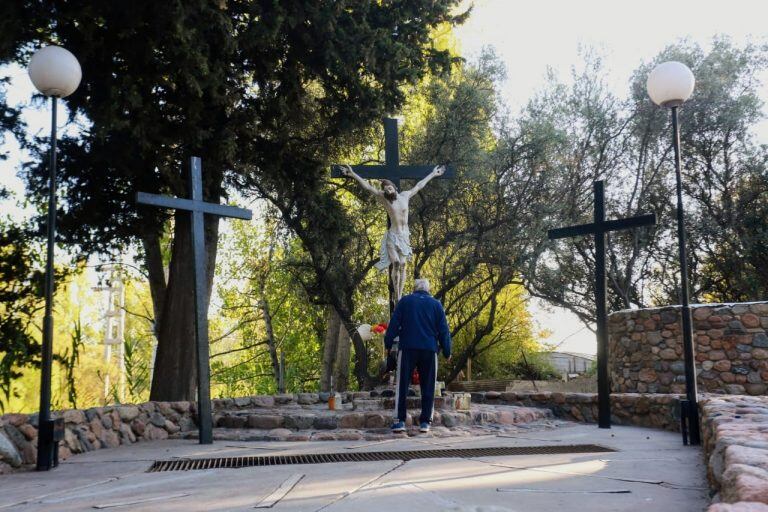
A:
[28,45,82,98]
[646,61,695,107]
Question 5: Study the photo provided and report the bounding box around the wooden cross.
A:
[332,118,455,315]
[137,156,252,444]
[548,180,656,429]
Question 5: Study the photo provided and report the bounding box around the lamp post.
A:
[646,61,700,445]
[28,45,82,470]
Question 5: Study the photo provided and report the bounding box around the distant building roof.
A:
[543,351,596,361]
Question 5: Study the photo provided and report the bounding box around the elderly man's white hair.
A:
[413,278,430,293]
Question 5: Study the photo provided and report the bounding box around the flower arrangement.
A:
[371,322,388,335]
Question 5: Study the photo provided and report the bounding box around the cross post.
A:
[548,180,656,429]
[137,156,252,444]
[332,118,455,316]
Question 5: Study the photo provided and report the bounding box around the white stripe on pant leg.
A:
[430,352,438,422]
[393,350,402,421]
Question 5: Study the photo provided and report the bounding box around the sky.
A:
[454,0,768,354]
[2,1,768,356]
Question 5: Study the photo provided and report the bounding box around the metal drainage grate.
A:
[148,444,614,472]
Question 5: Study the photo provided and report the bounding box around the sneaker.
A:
[391,421,406,433]
[419,422,430,433]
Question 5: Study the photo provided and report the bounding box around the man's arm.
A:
[435,301,452,358]
[404,164,445,198]
[340,165,382,196]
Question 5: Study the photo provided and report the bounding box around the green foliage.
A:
[211,217,325,395]
[525,39,768,320]
[0,223,43,411]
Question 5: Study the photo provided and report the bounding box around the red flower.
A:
[371,322,388,334]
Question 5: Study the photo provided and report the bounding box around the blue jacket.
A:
[384,290,451,357]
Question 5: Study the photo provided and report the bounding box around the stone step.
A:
[214,404,551,432]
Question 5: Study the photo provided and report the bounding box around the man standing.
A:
[384,279,451,433]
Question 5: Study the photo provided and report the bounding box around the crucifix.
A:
[331,117,455,315]
[548,180,656,429]
[137,156,252,444]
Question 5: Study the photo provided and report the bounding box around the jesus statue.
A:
[341,164,446,303]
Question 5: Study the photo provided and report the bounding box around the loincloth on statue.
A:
[375,229,412,271]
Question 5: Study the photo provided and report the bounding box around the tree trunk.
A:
[261,297,280,391]
[149,210,220,401]
[141,234,167,336]
[333,320,351,392]
[320,305,340,392]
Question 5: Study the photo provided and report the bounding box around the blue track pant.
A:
[394,348,438,424]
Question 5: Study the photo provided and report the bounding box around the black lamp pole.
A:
[36,96,59,470]
[670,105,700,445]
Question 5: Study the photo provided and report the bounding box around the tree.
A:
[0,1,466,399]
[524,40,768,323]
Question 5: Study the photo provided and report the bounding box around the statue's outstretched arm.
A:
[406,164,445,197]
[340,165,380,196]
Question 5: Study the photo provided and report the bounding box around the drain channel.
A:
[148,444,614,472]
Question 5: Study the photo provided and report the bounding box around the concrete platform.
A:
[0,423,709,511]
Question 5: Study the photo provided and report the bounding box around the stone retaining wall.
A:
[471,391,682,431]
[701,395,768,511]
[0,401,198,473]
[608,302,768,395]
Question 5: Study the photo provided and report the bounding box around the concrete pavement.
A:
[0,423,709,511]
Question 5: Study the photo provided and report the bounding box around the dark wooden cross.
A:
[548,180,656,429]
[332,117,455,314]
[137,156,252,444]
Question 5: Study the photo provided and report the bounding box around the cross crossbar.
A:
[136,192,252,220]
[331,118,454,189]
[330,164,456,181]
[548,213,656,239]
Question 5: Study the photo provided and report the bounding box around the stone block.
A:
[721,463,768,504]
[313,416,338,430]
[339,413,365,429]
[101,429,120,448]
[659,348,678,360]
[143,424,169,441]
[17,424,36,441]
[335,430,364,441]
[219,415,247,428]
[725,385,747,395]
[714,360,732,372]
[119,423,136,443]
[233,396,252,407]
[266,428,292,441]
[0,431,21,467]
[754,334,768,348]
[117,406,140,422]
[353,399,383,411]
[149,412,167,428]
[364,413,388,429]
[62,409,86,424]
[297,393,319,405]
[252,395,275,408]
[284,414,315,430]
[247,415,284,429]
[745,384,767,396]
